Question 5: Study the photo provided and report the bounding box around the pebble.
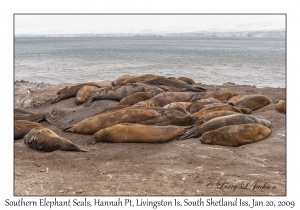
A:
[40,169,45,172]
[76,189,82,193]
[59,190,64,193]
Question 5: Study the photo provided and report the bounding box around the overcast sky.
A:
[15,14,285,35]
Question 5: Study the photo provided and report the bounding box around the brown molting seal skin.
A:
[62,109,162,134]
[24,127,89,152]
[52,82,103,104]
[177,113,271,140]
[84,83,165,107]
[199,123,272,147]
[89,123,187,144]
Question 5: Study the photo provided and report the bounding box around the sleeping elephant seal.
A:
[84,83,164,107]
[52,82,103,103]
[177,113,271,140]
[177,77,196,85]
[14,120,43,140]
[199,123,272,147]
[277,99,286,114]
[192,110,239,128]
[14,113,46,122]
[88,123,187,144]
[229,94,273,111]
[111,75,138,86]
[119,74,160,85]
[118,90,158,106]
[145,76,206,92]
[24,127,89,152]
[75,85,99,104]
[62,109,162,134]
[135,92,204,107]
[201,92,238,102]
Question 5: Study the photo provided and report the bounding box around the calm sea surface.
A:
[14,37,286,88]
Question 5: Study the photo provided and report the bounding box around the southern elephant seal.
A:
[145,76,206,92]
[177,113,271,140]
[14,113,46,122]
[276,99,286,114]
[135,92,205,107]
[199,123,272,147]
[14,120,43,140]
[88,123,187,144]
[201,91,238,102]
[75,85,99,104]
[62,109,162,134]
[118,90,158,106]
[111,75,138,86]
[84,83,164,107]
[192,110,239,128]
[24,127,89,152]
[177,77,196,85]
[52,82,103,104]
[229,94,273,110]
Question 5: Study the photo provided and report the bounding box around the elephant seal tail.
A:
[84,98,94,107]
[61,125,74,132]
[176,128,197,140]
[50,95,60,104]
[87,136,97,145]
[194,85,207,92]
[73,144,90,152]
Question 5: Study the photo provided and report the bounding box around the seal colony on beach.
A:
[14,74,280,151]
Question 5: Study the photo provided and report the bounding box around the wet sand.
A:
[14,80,286,196]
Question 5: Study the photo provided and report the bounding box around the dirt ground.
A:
[13,80,286,196]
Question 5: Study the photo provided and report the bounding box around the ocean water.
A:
[14,37,286,88]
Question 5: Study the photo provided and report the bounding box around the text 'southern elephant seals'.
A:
[52,82,103,104]
[24,127,89,152]
[89,123,186,144]
[84,83,164,107]
[14,120,43,140]
[63,109,162,134]
[277,99,286,114]
[177,113,271,140]
[118,90,158,106]
[75,85,99,104]
[199,123,272,147]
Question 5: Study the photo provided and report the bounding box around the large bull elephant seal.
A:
[24,127,89,152]
[199,123,272,147]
